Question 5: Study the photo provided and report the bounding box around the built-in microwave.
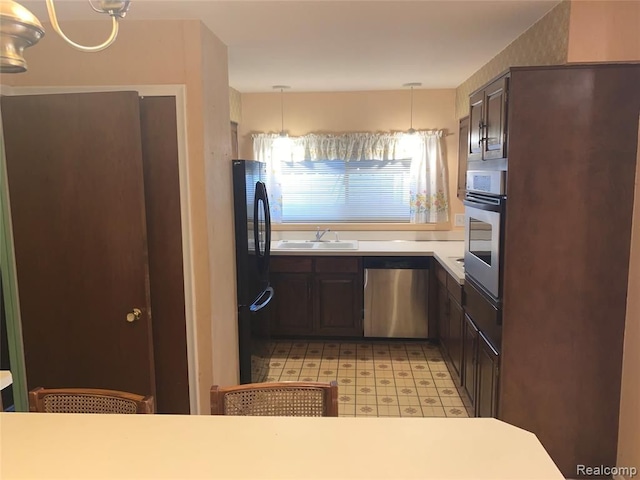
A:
[463,171,506,305]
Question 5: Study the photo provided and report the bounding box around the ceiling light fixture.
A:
[403,82,422,134]
[0,0,131,74]
[273,85,290,137]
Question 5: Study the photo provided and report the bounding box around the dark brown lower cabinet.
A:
[269,256,363,337]
[476,331,500,418]
[435,261,463,386]
[462,314,479,409]
[447,298,463,384]
[314,274,362,336]
[269,273,314,335]
[436,281,449,355]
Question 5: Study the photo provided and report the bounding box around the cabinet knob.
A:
[126,308,142,323]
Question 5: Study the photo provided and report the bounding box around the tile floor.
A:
[263,340,469,418]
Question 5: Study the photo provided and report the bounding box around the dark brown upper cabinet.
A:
[468,75,509,168]
[457,116,469,199]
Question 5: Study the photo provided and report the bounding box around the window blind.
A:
[280,159,411,223]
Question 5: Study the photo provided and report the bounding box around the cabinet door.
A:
[437,281,450,355]
[483,77,508,160]
[268,273,314,335]
[468,91,484,162]
[457,117,469,199]
[476,332,500,418]
[314,274,363,336]
[447,297,463,385]
[462,314,479,409]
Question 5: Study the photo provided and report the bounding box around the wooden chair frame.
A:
[210,381,338,417]
[28,387,154,414]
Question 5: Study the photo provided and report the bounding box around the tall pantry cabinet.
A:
[491,64,640,478]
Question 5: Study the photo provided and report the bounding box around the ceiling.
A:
[20,0,562,92]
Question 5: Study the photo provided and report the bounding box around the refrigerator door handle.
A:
[254,181,271,277]
[249,286,274,312]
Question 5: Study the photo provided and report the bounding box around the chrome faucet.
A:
[314,227,331,242]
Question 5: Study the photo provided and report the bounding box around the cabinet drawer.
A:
[315,257,359,273]
[435,261,447,286]
[463,280,501,351]
[271,256,313,273]
[447,275,462,305]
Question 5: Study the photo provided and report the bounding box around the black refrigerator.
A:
[232,160,273,384]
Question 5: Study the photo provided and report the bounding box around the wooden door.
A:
[2,92,155,396]
[139,97,189,413]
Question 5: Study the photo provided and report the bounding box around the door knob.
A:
[126,308,142,323]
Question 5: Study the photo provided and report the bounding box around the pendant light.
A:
[403,82,422,134]
[273,85,290,137]
[0,0,131,74]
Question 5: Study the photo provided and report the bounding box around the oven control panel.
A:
[466,170,506,196]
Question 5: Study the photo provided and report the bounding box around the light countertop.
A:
[272,240,465,284]
[0,413,562,479]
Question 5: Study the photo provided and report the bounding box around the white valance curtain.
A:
[253,131,449,224]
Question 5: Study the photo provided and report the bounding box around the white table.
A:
[0,413,562,479]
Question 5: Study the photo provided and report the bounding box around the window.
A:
[280,159,411,223]
[254,132,449,225]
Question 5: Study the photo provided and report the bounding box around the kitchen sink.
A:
[314,240,359,249]
[274,240,359,250]
[275,241,315,249]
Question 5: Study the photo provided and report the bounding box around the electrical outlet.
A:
[454,214,465,227]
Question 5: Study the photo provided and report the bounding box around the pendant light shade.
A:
[0,1,44,73]
[403,82,422,134]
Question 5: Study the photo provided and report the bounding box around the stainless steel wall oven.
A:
[463,170,506,307]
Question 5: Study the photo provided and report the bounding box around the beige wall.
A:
[201,29,239,389]
[4,19,234,413]
[454,0,570,119]
[239,89,463,222]
[568,0,640,62]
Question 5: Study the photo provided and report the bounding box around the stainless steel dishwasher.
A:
[363,257,430,338]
